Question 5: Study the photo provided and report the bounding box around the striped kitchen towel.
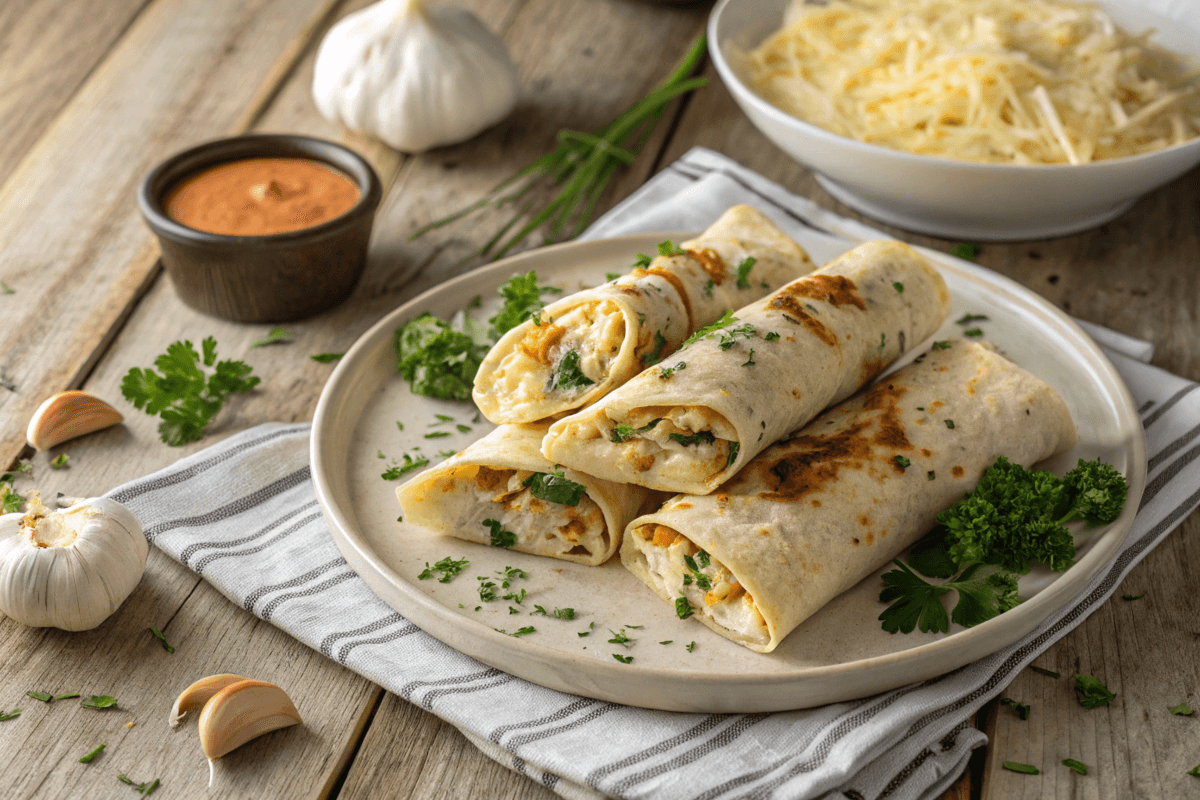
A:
[107,148,1200,800]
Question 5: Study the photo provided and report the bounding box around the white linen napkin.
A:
[108,148,1200,800]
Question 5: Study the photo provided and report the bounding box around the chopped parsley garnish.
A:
[668,431,716,447]
[578,631,590,637]
[251,326,294,348]
[894,455,910,470]
[735,257,756,289]
[956,313,989,325]
[949,243,981,261]
[608,630,633,647]
[764,332,780,341]
[55,692,80,700]
[522,467,586,506]
[50,453,70,469]
[0,461,30,513]
[681,310,737,349]
[0,281,13,294]
[424,431,451,439]
[1190,764,1200,777]
[642,331,667,367]
[660,640,673,645]
[1170,702,1194,716]
[805,304,818,313]
[381,453,429,480]
[927,471,936,481]
[659,361,686,380]
[1074,674,1115,708]
[1031,666,1060,679]
[625,624,643,629]
[893,281,904,293]
[1059,459,1128,526]
[612,654,633,664]
[26,691,51,702]
[418,557,469,583]
[78,744,105,763]
[726,442,740,469]
[311,352,344,363]
[82,695,117,709]
[488,271,561,340]
[605,272,621,282]
[944,419,955,429]
[149,626,175,653]
[1122,593,1144,600]
[509,626,536,637]
[742,349,756,366]
[879,333,886,351]
[483,519,517,548]
[396,421,404,431]
[495,565,526,586]
[1062,759,1088,775]
[704,279,714,297]
[964,327,984,338]
[553,608,575,620]
[675,596,694,619]
[121,337,259,446]
[502,588,526,605]
[1000,698,1030,720]
[437,450,457,458]
[633,253,652,269]
[718,324,757,350]
[0,709,20,721]
[1002,761,1039,775]
[931,341,951,351]
[508,607,520,614]
[658,241,685,257]
[551,350,595,391]
[478,579,498,602]
[611,424,636,443]
[686,641,696,652]
[431,414,455,424]
[394,312,488,401]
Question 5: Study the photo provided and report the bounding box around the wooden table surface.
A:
[1,0,1197,798]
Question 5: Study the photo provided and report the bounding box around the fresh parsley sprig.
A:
[121,337,259,446]
[522,468,586,506]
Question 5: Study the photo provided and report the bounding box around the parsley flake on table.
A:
[381,453,429,480]
[508,626,536,637]
[1002,761,1039,775]
[424,431,451,439]
[963,327,984,337]
[1123,593,1145,600]
[148,626,175,653]
[1000,697,1030,720]
[1061,758,1088,775]
[1190,764,1200,777]
[418,557,469,583]
[311,353,344,363]
[741,348,755,366]
[121,337,259,446]
[686,641,696,652]
[0,461,30,513]
[949,243,980,261]
[250,326,294,348]
[553,608,575,620]
[0,709,19,721]
[0,281,13,294]
[1170,702,1194,716]
[26,691,51,703]
[552,350,595,390]
[483,519,517,548]
[502,587,526,605]
[764,331,780,341]
[736,257,756,289]
[1074,674,1116,709]
[956,313,989,325]
[944,419,955,429]
[82,695,117,709]
[78,744,105,763]
[612,654,633,664]
[50,453,69,469]
[522,468,586,506]
[1030,666,1061,679]
[478,579,498,602]
[608,629,633,647]
[55,692,80,700]
[578,631,590,637]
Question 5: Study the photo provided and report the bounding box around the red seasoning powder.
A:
[165,157,360,236]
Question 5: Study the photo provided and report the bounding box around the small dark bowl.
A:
[139,134,382,323]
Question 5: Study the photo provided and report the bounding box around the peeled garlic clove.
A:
[198,679,302,762]
[26,391,123,450]
[169,674,248,728]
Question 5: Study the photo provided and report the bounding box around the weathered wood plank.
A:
[0,0,151,190]
[0,0,349,474]
[659,60,1200,800]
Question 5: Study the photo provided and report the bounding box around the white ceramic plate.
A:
[311,233,1146,712]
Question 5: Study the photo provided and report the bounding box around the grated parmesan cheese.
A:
[747,0,1200,164]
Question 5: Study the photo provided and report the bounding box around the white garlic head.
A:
[0,493,147,631]
[312,0,520,152]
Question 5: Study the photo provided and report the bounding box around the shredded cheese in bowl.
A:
[746,0,1200,164]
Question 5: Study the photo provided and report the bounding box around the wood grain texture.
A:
[0,0,346,475]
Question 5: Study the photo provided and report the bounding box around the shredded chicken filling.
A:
[604,407,739,477]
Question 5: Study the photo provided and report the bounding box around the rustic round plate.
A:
[311,232,1145,712]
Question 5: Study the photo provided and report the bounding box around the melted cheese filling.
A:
[487,301,626,415]
[632,524,769,647]
[602,407,738,481]
[433,466,608,560]
[747,0,1200,164]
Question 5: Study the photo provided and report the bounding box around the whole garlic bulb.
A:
[312,0,520,152]
[0,493,147,631]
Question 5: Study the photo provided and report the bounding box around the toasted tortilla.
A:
[620,340,1078,652]
[473,205,814,424]
[542,240,951,495]
[397,424,652,566]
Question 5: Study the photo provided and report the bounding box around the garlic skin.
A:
[312,0,520,152]
[0,494,147,631]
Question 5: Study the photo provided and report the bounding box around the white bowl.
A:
[709,0,1200,240]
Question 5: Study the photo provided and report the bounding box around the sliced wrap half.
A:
[621,340,1078,653]
[397,424,652,566]
[542,240,952,495]
[473,205,814,424]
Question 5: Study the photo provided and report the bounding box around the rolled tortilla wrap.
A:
[473,205,815,424]
[542,240,951,495]
[397,424,652,566]
[621,340,1078,653]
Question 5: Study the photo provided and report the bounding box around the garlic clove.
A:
[197,680,302,762]
[26,391,123,451]
[169,674,248,728]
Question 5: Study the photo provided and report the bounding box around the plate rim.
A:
[311,233,1147,710]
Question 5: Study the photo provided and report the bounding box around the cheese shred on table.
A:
[747,0,1200,164]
